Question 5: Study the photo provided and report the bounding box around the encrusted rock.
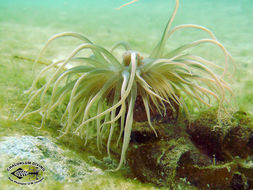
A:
[128,137,193,187]
[187,110,253,161]
[127,109,253,189]
[230,172,248,190]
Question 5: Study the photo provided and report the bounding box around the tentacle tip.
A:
[31,125,41,130]
[106,167,119,172]
[38,126,43,130]
[15,116,21,121]
[56,133,66,140]
[24,88,33,94]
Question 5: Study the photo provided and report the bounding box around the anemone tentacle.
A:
[18,0,233,171]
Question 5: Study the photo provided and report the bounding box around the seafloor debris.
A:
[127,109,253,189]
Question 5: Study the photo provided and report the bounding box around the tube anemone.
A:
[18,0,233,170]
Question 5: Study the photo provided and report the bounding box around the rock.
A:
[128,137,193,187]
[187,110,253,161]
[0,135,103,182]
[127,109,253,189]
[186,110,229,161]
[230,172,248,190]
[177,153,238,189]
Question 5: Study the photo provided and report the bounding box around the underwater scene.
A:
[0,0,253,189]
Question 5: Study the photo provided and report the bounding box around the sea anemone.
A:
[17,0,233,170]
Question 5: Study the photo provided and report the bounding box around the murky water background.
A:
[1,0,252,101]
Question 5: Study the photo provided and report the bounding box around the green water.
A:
[1,0,253,111]
[0,0,253,189]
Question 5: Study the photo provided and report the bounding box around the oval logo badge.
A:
[7,161,45,185]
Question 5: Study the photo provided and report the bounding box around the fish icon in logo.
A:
[11,167,40,180]
[7,161,45,185]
